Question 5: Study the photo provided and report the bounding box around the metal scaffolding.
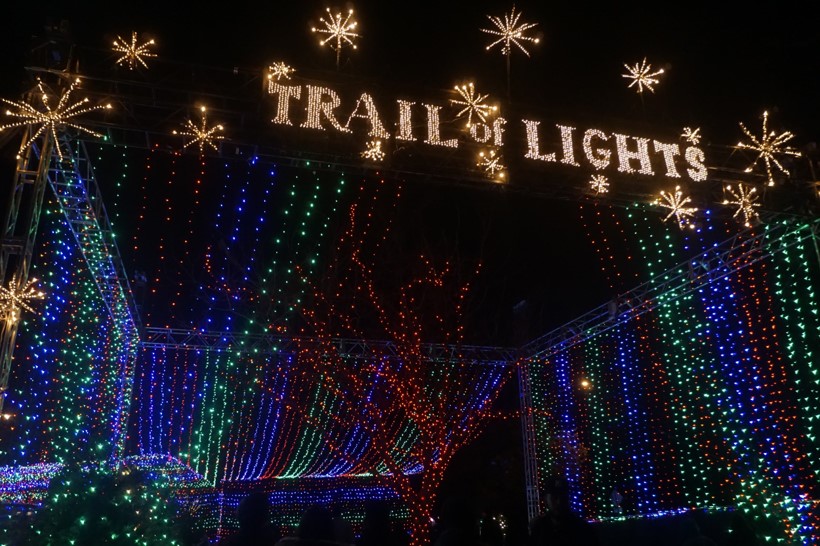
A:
[0,126,54,413]
[520,216,820,361]
[515,215,820,520]
[140,326,516,367]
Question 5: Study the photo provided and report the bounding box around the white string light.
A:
[173,105,224,155]
[0,78,111,160]
[112,31,156,70]
[622,58,664,94]
[361,140,385,161]
[312,7,359,68]
[722,183,761,227]
[0,275,45,324]
[682,127,701,146]
[267,62,295,84]
[345,93,390,138]
[478,149,505,181]
[451,83,497,128]
[737,110,801,186]
[589,174,609,194]
[656,185,697,229]
[481,6,540,57]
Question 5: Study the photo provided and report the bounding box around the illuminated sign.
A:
[268,81,707,183]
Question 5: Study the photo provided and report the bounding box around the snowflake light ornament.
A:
[312,7,359,69]
[478,149,505,181]
[737,110,801,186]
[622,58,664,94]
[0,78,111,161]
[361,140,385,161]
[481,6,540,57]
[656,185,697,229]
[268,62,295,82]
[589,174,609,194]
[682,127,701,146]
[451,83,497,128]
[722,183,761,227]
[173,106,224,155]
[112,31,156,70]
[0,274,45,323]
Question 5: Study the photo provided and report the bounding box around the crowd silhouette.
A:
[209,476,760,546]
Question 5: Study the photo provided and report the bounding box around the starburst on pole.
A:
[267,61,295,82]
[478,149,505,181]
[451,83,497,128]
[622,58,664,94]
[312,7,359,69]
[737,110,801,186]
[173,106,224,155]
[589,174,609,194]
[722,183,761,227]
[361,140,385,161]
[0,78,111,161]
[112,31,156,70]
[481,6,540,57]
[656,186,697,229]
[682,127,701,146]
[0,274,45,323]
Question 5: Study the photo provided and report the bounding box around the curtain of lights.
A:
[131,347,507,482]
[0,195,134,466]
[1,142,511,546]
[533,204,819,544]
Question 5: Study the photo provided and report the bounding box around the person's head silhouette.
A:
[543,476,571,516]
[237,492,271,531]
[297,504,336,542]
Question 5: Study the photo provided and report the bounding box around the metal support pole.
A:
[0,128,54,413]
[518,360,541,524]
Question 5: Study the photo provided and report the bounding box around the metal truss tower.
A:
[0,126,54,413]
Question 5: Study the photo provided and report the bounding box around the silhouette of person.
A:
[480,514,505,546]
[220,491,281,546]
[678,516,717,546]
[356,501,406,546]
[433,495,489,546]
[724,510,760,546]
[610,487,623,515]
[275,504,343,546]
[527,476,600,546]
[333,515,354,545]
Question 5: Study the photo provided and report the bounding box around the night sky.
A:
[1,1,818,345]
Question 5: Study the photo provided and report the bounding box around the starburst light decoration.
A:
[0,78,111,161]
[173,106,224,155]
[267,61,295,82]
[737,110,801,186]
[481,6,540,57]
[682,127,701,146]
[0,274,45,323]
[722,183,761,227]
[656,185,697,229]
[622,58,664,94]
[312,7,359,68]
[451,83,497,128]
[478,149,505,181]
[361,140,385,161]
[589,174,609,194]
[112,31,156,70]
